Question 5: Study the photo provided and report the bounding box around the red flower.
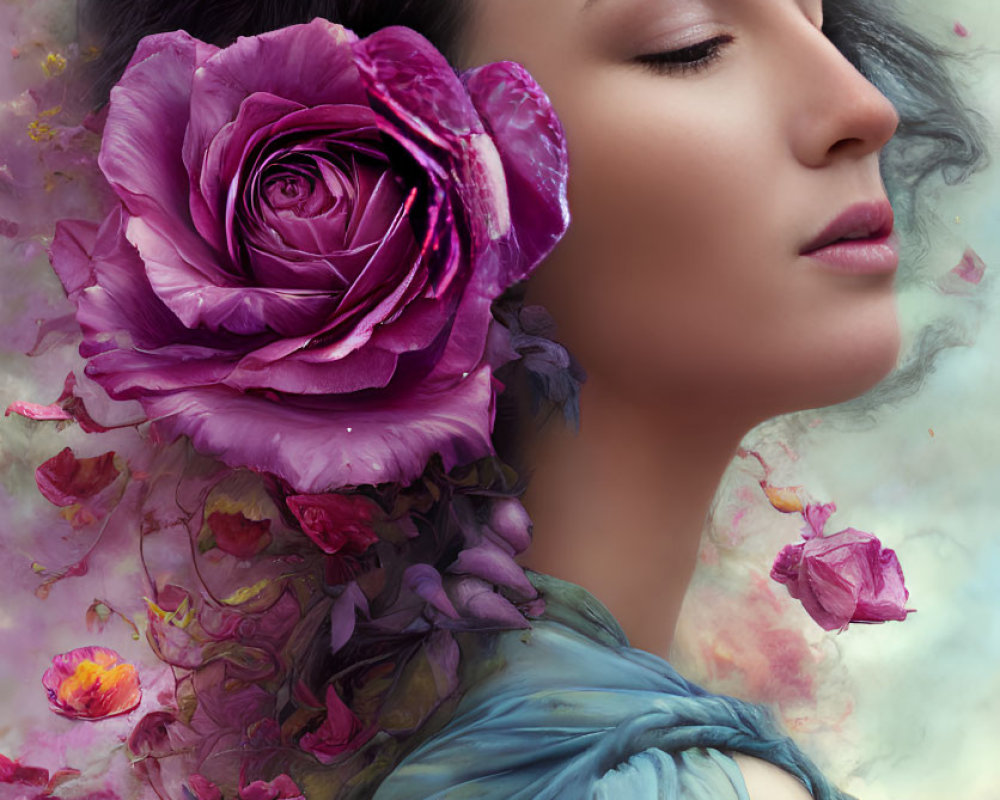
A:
[299,685,372,764]
[238,774,304,800]
[286,493,379,556]
[188,774,223,800]
[35,447,119,507]
[42,646,141,720]
[0,753,48,786]
[206,510,273,558]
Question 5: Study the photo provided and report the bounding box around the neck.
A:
[518,377,754,657]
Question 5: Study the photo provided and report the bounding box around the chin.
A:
[772,307,903,416]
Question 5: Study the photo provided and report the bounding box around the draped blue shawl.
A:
[375,573,852,799]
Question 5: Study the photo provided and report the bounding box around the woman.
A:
[0,0,988,798]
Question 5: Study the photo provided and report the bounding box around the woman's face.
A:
[461,0,901,422]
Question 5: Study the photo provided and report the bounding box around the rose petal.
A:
[60,211,170,352]
[354,27,485,151]
[5,400,73,423]
[49,219,100,299]
[242,243,374,296]
[129,215,338,336]
[184,20,366,183]
[286,493,378,556]
[854,547,909,622]
[35,448,120,507]
[86,344,236,400]
[207,511,272,558]
[299,685,370,764]
[405,564,459,619]
[448,577,529,629]
[100,31,215,226]
[426,286,494,380]
[448,540,536,601]
[0,754,49,787]
[326,191,425,355]
[238,774,304,800]
[188,775,223,800]
[330,582,368,655]
[226,346,398,395]
[465,60,570,285]
[144,366,495,493]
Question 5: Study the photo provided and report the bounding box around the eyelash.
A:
[634,35,734,75]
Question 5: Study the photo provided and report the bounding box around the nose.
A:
[787,22,900,168]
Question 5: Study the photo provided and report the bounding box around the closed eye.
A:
[633,35,734,75]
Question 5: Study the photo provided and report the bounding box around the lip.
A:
[801,200,899,275]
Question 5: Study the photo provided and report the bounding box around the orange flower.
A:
[42,646,141,720]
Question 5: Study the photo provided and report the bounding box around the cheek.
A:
[531,87,783,372]
[527,81,900,414]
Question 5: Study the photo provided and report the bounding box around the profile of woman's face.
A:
[462,0,901,423]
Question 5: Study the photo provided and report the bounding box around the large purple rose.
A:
[50,20,568,492]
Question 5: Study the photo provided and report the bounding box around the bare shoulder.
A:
[732,754,815,800]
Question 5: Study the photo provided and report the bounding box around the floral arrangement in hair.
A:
[49,19,569,494]
[7,18,571,796]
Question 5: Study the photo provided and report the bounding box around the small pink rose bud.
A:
[771,527,912,632]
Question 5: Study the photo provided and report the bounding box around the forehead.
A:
[460,0,600,68]
[461,0,824,69]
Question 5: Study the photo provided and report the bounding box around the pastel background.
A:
[0,0,996,797]
[673,2,1000,798]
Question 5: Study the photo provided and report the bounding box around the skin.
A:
[461,1,898,796]
[459,0,899,643]
[462,0,900,418]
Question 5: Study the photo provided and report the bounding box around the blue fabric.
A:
[594,748,749,799]
[374,573,851,800]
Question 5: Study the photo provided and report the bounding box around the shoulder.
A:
[733,754,815,800]
[594,748,819,800]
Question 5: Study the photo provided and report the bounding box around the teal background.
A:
[674,4,1000,797]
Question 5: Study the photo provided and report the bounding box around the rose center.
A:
[261,156,350,221]
[238,135,417,296]
[265,175,312,211]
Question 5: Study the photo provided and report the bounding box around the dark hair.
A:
[821,0,989,219]
[82,0,468,103]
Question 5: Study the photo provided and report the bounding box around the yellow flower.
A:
[42,52,67,77]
